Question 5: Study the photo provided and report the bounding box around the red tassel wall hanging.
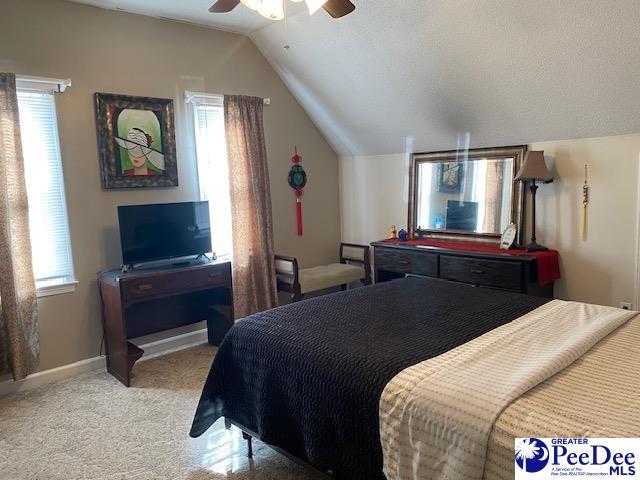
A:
[288,146,307,236]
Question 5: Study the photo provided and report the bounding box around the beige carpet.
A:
[0,345,326,480]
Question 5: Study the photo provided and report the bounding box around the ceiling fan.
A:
[208,0,356,21]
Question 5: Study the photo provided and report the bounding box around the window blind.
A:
[191,94,233,258]
[17,90,75,288]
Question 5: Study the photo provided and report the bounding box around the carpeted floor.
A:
[0,345,325,480]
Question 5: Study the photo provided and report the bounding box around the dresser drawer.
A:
[439,255,523,291]
[374,248,413,274]
[411,252,438,277]
[374,247,438,277]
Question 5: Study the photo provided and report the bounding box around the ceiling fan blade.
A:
[322,0,355,18]
[209,0,240,13]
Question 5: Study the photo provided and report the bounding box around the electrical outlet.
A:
[620,302,632,310]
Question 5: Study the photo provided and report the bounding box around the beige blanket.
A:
[379,300,637,480]
[485,310,640,480]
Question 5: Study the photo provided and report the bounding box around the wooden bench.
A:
[275,243,372,302]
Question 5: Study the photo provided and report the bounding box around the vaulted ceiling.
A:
[69,0,640,156]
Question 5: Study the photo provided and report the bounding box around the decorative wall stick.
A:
[582,164,589,241]
[288,146,307,236]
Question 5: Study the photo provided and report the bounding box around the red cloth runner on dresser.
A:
[380,238,561,286]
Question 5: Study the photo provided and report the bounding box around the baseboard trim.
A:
[0,329,208,397]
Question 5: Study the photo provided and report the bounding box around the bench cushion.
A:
[299,263,365,294]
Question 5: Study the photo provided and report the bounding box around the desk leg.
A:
[242,431,253,459]
[126,342,144,376]
[105,341,144,387]
[206,289,234,346]
[100,282,145,387]
[206,304,234,346]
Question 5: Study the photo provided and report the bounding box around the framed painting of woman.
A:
[94,93,178,189]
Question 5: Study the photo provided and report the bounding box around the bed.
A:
[189,276,638,480]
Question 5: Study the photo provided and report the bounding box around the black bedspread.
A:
[190,277,549,479]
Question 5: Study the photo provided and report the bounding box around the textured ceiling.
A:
[66,0,278,32]
[68,0,640,156]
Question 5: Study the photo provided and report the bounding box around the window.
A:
[16,82,76,295]
[189,92,233,259]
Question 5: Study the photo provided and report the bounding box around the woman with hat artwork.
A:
[113,109,165,176]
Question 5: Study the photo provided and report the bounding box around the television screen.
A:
[446,200,479,231]
[118,201,211,265]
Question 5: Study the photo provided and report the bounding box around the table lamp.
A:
[515,151,553,251]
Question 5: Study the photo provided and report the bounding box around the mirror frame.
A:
[408,145,527,244]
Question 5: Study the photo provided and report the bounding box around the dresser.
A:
[371,240,558,298]
[98,259,234,386]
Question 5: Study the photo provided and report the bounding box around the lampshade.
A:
[515,151,553,182]
[258,0,284,19]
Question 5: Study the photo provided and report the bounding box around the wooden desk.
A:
[372,241,555,298]
[97,259,233,386]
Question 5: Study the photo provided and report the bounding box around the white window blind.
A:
[190,93,233,259]
[17,89,75,291]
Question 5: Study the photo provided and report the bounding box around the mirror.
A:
[408,146,526,243]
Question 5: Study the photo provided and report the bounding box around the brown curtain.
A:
[224,95,278,319]
[0,73,39,380]
[482,161,505,233]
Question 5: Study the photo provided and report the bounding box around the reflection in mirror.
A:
[415,158,514,235]
[409,146,526,242]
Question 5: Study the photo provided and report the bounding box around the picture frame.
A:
[500,223,518,250]
[437,162,464,193]
[94,93,178,189]
[408,146,527,244]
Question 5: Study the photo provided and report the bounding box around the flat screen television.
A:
[118,201,211,265]
[446,200,479,231]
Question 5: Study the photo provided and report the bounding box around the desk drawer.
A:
[439,255,522,291]
[192,265,231,288]
[121,276,169,300]
[121,266,230,301]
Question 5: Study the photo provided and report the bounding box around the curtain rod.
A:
[184,90,271,105]
[16,75,72,93]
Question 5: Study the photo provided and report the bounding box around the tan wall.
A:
[0,0,340,372]
[531,135,639,307]
[340,134,640,309]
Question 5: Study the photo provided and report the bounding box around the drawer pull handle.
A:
[138,284,153,291]
[471,269,485,275]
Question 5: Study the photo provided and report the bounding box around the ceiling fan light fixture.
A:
[258,0,285,20]
[304,0,328,15]
[240,0,262,10]
[208,0,354,19]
